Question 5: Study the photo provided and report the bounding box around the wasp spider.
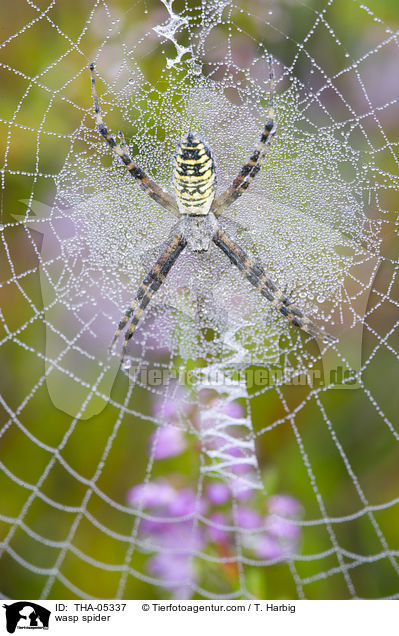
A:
[89,61,336,363]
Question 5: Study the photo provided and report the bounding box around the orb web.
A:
[0,0,398,600]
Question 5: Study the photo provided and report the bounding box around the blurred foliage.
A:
[1,0,399,600]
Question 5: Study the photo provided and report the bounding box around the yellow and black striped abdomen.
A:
[173,133,216,215]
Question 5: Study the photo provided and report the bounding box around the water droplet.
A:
[192,61,202,75]
[129,78,134,85]
[0,224,4,231]
[317,295,325,303]
[122,359,131,370]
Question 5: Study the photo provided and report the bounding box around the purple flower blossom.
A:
[206,482,231,505]
[149,551,192,578]
[127,475,302,597]
[148,553,195,599]
[130,482,202,598]
[207,512,229,543]
[151,521,202,550]
[139,518,170,534]
[226,445,252,475]
[233,484,254,502]
[127,480,175,508]
[153,398,180,419]
[221,402,244,419]
[265,515,301,541]
[236,507,262,529]
[268,495,302,517]
[153,388,193,421]
[206,481,254,505]
[251,534,284,560]
[168,488,198,517]
[149,425,187,459]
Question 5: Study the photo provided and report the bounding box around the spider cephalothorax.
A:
[89,60,336,363]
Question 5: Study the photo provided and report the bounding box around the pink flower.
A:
[226,445,252,475]
[168,488,198,517]
[221,402,244,419]
[265,516,301,541]
[268,495,302,517]
[207,512,229,543]
[153,389,192,420]
[127,480,175,508]
[153,399,180,419]
[148,553,194,599]
[236,507,262,529]
[149,425,187,459]
[252,534,284,560]
[233,484,254,502]
[206,482,231,505]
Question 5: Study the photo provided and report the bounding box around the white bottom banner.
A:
[0,599,396,636]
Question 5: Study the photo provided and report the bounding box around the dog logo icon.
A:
[2,602,50,634]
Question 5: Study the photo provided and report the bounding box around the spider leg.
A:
[111,233,187,363]
[89,63,180,217]
[211,55,277,218]
[213,228,337,343]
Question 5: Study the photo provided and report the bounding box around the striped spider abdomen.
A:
[173,133,216,216]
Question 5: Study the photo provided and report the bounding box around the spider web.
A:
[0,0,399,600]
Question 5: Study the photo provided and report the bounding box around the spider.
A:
[89,60,336,363]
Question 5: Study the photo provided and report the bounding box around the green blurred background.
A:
[0,0,399,600]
